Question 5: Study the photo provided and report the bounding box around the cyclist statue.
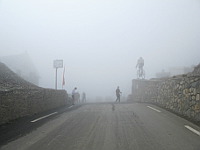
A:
[136,57,145,79]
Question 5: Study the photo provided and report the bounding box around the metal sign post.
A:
[53,60,63,89]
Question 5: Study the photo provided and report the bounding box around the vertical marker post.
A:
[53,60,63,90]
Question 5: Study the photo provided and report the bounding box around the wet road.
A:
[1,103,200,150]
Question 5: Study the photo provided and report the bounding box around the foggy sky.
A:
[0,0,200,101]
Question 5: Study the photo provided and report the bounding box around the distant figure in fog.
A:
[72,87,77,105]
[136,57,145,79]
[116,86,122,102]
[76,92,80,103]
[82,92,86,103]
[136,57,144,70]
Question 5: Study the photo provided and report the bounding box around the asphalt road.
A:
[1,103,200,150]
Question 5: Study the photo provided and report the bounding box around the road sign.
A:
[53,60,63,68]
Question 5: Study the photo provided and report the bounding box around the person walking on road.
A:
[82,92,86,103]
[77,92,80,103]
[116,86,122,102]
[72,87,77,105]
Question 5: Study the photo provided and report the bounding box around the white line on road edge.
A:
[48,135,62,146]
[31,112,58,123]
[147,106,161,112]
[185,125,200,136]
[68,105,73,109]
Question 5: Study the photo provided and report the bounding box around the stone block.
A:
[194,104,200,112]
[183,89,188,95]
[191,82,198,88]
[194,112,200,121]
[196,94,200,101]
[193,88,197,95]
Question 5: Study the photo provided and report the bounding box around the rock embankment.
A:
[0,62,38,91]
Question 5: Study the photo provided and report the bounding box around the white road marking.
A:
[48,135,62,146]
[68,105,73,109]
[147,106,161,112]
[31,112,58,123]
[185,125,200,136]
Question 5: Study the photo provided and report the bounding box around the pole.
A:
[55,67,58,89]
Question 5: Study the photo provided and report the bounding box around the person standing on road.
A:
[76,92,80,103]
[116,86,122,102]
[82,92,86,103]
[72,87,77,105]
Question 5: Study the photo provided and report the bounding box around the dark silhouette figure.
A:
[76,92,80,103]
[115,86,122,102]
[136,57,145,79]
[72,87,77,105]
[82,92,86,103]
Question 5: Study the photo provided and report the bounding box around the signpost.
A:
[53,60,63,89]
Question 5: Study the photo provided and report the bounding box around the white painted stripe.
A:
[48,135,62,146]
[185,125,200,136]
[31,112,58,123]
[68,105,73,109]
[147,106,161,112]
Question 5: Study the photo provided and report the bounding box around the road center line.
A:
[31,112,58,123]
[147,106,161,112]
[185,125,200,136]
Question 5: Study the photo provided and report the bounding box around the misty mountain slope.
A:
[0,62,39,91]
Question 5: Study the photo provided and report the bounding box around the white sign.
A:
[53,60,63,68]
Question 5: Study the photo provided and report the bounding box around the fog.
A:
[0,0,200,101]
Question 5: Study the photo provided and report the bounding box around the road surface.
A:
[1,103,200,150]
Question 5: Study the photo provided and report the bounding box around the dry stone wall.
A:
[191,63,200,76]
[132,65,200,123]
[0,89,69,125]
[0,62,38,91]
[0,62,70,125]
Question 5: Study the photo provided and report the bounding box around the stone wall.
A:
[132,67,200,123]
[0,62,38,91]
[191,63,200,76]
[132,79,160,103]
[0,88,69,125]
[0,62,70,125]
